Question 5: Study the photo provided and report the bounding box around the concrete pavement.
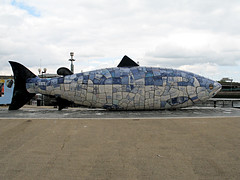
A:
[0,117,240,179]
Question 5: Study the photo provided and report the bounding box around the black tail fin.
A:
[9,61,37,110]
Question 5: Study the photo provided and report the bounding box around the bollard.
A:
[214,101,216,108]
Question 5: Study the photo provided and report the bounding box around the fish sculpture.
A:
[8,55,221,110]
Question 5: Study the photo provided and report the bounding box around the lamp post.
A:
[43,68,47,77]
[69,52,75,73]
[38,68,47,106]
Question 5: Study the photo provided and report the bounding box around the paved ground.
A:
[1,105,240,118]
[0,117,240,180]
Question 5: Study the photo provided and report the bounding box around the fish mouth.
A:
[210,82,222,97]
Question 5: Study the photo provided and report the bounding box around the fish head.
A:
[208,81,222,97]
[195,75,222,101]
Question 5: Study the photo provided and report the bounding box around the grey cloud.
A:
[1,0,240,81]
[144,44,240,67]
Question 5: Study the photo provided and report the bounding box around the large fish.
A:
[8,56,221,110]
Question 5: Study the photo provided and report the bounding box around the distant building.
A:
[215,80,240,98]
[0,76,14,105]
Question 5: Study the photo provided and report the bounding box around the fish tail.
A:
[8,61,36,110]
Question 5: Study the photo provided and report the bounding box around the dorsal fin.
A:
[117,55,139,67]
[57,67,73,76]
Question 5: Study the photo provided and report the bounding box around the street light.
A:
[42,68,47,78]
[38,68,47,105]
[38,68,47,77]
[69,52,75,73]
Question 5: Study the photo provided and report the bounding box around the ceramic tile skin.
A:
[26,67,222,110]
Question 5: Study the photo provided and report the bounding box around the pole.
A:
[69,52,75,73]
[42,71,43,106]
[41,68,47,106]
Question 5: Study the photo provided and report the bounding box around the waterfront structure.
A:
[212,78,240,98]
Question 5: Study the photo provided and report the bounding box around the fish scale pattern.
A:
[26,67,217,110]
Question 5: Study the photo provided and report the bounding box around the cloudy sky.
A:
[1,0,240,81]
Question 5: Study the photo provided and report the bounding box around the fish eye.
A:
[209,84,214,90]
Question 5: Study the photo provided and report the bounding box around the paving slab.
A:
[0,117,240,179]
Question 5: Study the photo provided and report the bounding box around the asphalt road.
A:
[0,117,240,179]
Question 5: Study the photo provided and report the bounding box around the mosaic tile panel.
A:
[26,66,222,110]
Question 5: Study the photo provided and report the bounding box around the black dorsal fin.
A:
[57,67,73,76]
[117,55,139,67]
